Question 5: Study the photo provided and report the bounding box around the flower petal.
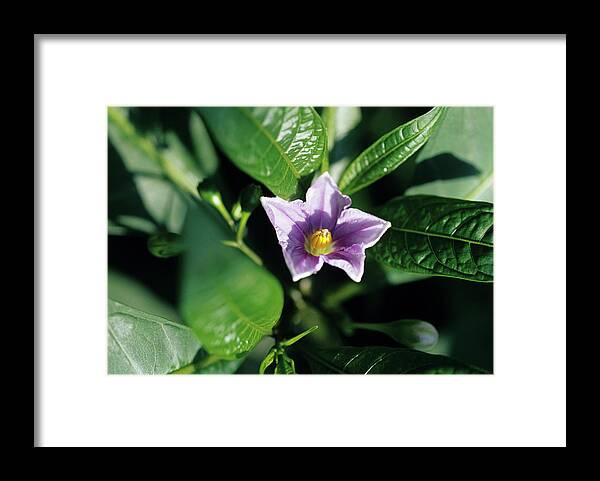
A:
[332,208,391,249]
[284,245,324,282]
[323,245,365,282]
[305,172,351,231]
[260,196,310,247]
[261,196,322,281]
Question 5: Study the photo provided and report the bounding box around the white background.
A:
[36,35,566,447]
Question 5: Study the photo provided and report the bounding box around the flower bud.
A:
[239,184,262,213]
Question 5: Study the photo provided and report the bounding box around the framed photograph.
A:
[35,34,566,447]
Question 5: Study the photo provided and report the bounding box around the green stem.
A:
[236,212,250,243]
[222,240,263,266]
[215,201,235,229]
[348,322,387,335]
[238,241,263,266]
[212,204,263,265]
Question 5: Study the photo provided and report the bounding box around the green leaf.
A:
[350,320,439,351]
[321,106,362,173]
[108,299,201,374]
[189,110,219,176]
[198,107,327,199]
[304,346,487,374]
[338,107,447,195]
[280,325,319,347]
[147,232,184,258]
[372,195,493,282]
[321,107,336,155]
[275,352,296,374]
[326,107,363,181]
[407,107,493,201]
[259,349,276,374]
[323,107,362,151]
[180,203,284,359]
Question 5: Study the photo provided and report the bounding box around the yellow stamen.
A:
[306,228,333,256]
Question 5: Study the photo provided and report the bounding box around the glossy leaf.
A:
[199,107,327,199]
[351,320,439,351]
[108,299,201,374]
[407,107,493,201]
[304,346,487,374]
[338,107,447,195]
[372,195,493,282]
[180,203,284,359]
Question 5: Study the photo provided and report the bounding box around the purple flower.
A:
[260,172,391,282]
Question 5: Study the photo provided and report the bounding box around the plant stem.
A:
[237,241,263,266]
[215,202,235,229]
[347,322,386,335]
[236,212,250,243]
[222,240,263,266]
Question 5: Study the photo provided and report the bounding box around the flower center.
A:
[305,228,333,256]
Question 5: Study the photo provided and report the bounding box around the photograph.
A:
[108,106,494,375]
[36,34,566,447]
